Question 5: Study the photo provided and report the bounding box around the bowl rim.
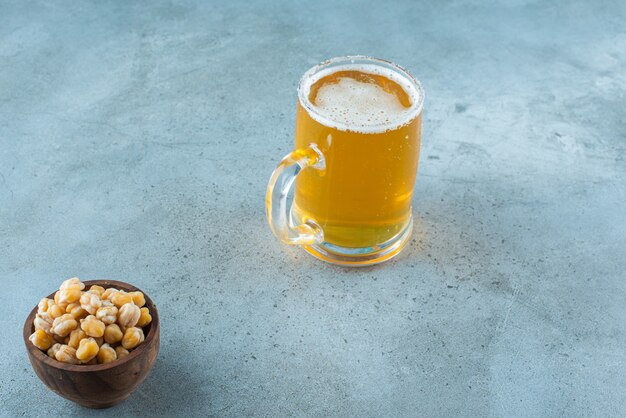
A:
[23,279,159,373]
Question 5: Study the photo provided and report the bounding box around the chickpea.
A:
[51,314,78,337]
[118,303,140,328]
[34,314,52,334]
[81,315,105,338]
[101,287,119,301]
[56,287,82,304]
[66,302,88,320]
[76,338,99,362]
[38,311,54,324]
[47,302,66,319]
[104,324,123,345]
[137,307,152,327]
[101,299,114,308]
[53,291,70,310]
[80,291,102,315]
[47,343,62,359]
[96,305,118,325]
[115,346,130,358]
[97,344,117,364]
[94,337,104,346]
[129,291,146,307]
[110,291,133,308]
[121,327,144,350]
[55,345,80,364]
[60,277,85,291]
[89,285,105,296]
[37,298,54,315]
[29,329,54,350]
[67,328,87,349]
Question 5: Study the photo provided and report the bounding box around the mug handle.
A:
[266,144,325,245]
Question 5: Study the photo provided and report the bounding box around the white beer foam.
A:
[299,61,423,134]
[313,76,408,128]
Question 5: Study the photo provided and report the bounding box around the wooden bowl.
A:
[23,280,160,409]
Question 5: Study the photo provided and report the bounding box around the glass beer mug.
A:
[266,56,424,266]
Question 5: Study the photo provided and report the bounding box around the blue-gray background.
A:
[1,0,625,417]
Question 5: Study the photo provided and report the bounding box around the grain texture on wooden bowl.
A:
[23,280,160,409]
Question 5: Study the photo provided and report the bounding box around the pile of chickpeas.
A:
[29,278,152,365]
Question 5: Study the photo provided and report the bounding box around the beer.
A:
[266,56,424,265]
[293,64,422,248]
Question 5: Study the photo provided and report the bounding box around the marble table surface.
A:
[1,0,624,416]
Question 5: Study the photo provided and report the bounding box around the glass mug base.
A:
[293,214,414,267]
